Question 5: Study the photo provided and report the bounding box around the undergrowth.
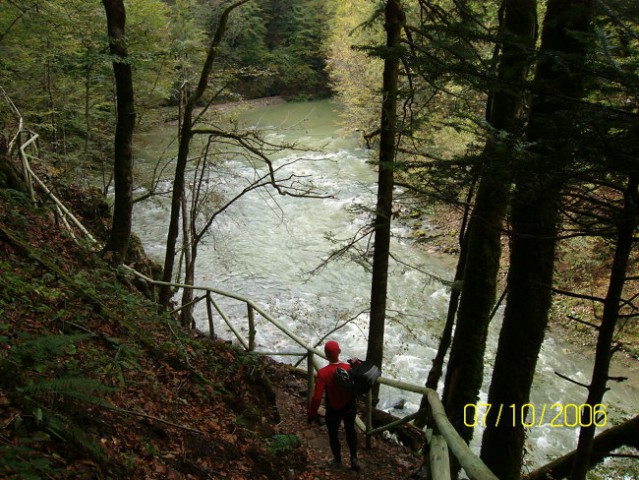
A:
[0,188,303,479]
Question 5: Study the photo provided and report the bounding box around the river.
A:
[131,99,638,478]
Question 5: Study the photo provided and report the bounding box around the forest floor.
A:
[0,180,425,479]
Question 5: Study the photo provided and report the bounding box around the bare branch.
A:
[294,309,368,368]
[309,225,375,276]
[552,287,606,304]
[103,405,205,435]
[191,128,329,199]
[567,315,601,330]
[389,252,458,288]
[554,371,590,390]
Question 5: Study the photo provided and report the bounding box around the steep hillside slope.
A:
[0,187,307,479]
[0,184,423,479]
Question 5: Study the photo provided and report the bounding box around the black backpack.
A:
[334,360,381,396]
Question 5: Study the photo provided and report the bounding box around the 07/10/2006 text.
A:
[463,403,607,428]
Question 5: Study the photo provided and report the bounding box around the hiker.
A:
[307,340,361,472]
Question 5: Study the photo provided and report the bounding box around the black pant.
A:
[325,402,357,462]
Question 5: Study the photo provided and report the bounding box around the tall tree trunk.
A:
[414,185,473,431]
[366,0,402,387]
[102,0,135,265]
[442,0,537,453]
[480,1,594,478]
[180,192,195,327]
[570,175,638,480]
[159,0,251,307]
[426,189,471,391]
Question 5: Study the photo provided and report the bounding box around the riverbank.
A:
[417,198,638,359]
[419,200,639,426]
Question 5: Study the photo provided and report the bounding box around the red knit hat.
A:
[324,340,340,361]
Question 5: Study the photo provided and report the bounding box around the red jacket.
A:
[307,361,353,417]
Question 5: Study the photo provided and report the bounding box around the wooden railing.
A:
[123,269,498,480]
[8,117,499,480]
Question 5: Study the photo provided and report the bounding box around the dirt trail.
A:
[264,350,639,480]
[266,362,423,480]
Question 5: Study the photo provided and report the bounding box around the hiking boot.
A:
[350,457,361,472]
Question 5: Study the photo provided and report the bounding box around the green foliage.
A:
[324,0,385,133]
[0,436,62,480]
[0,0,172,168]
[164,0,209,104]
[0,189,32,207]
[18,377,113,405]
[0,332,115,477]
[207,0,332,98]
[265,434,300,454]
[0,260,32,308]
[3,333,91,368]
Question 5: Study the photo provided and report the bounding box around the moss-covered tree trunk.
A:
[441,0,537,453]
[102,0,135,265]
[570,174,638,479]
[480,1,594,478]
[366,0,402,389]
[0,145,26,192]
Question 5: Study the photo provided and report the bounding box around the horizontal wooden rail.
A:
[19,135,99,247]
[123,268,321,348]
[378,377,498,480]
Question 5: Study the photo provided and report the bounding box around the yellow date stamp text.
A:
[463,403,607,428]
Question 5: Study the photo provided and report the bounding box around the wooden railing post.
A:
[307,350,315,408]
[19,132,34,201]
[430,432,451,479]
[206,292,215,339]
[247,304,256,351]
[365,390,373,448]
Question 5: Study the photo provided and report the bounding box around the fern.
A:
[45,412,108,464]
[5,333,93,368]
[266,434,300,454]
[0,332,118,476]
[18,377,115,405]
[0,443,58,479]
